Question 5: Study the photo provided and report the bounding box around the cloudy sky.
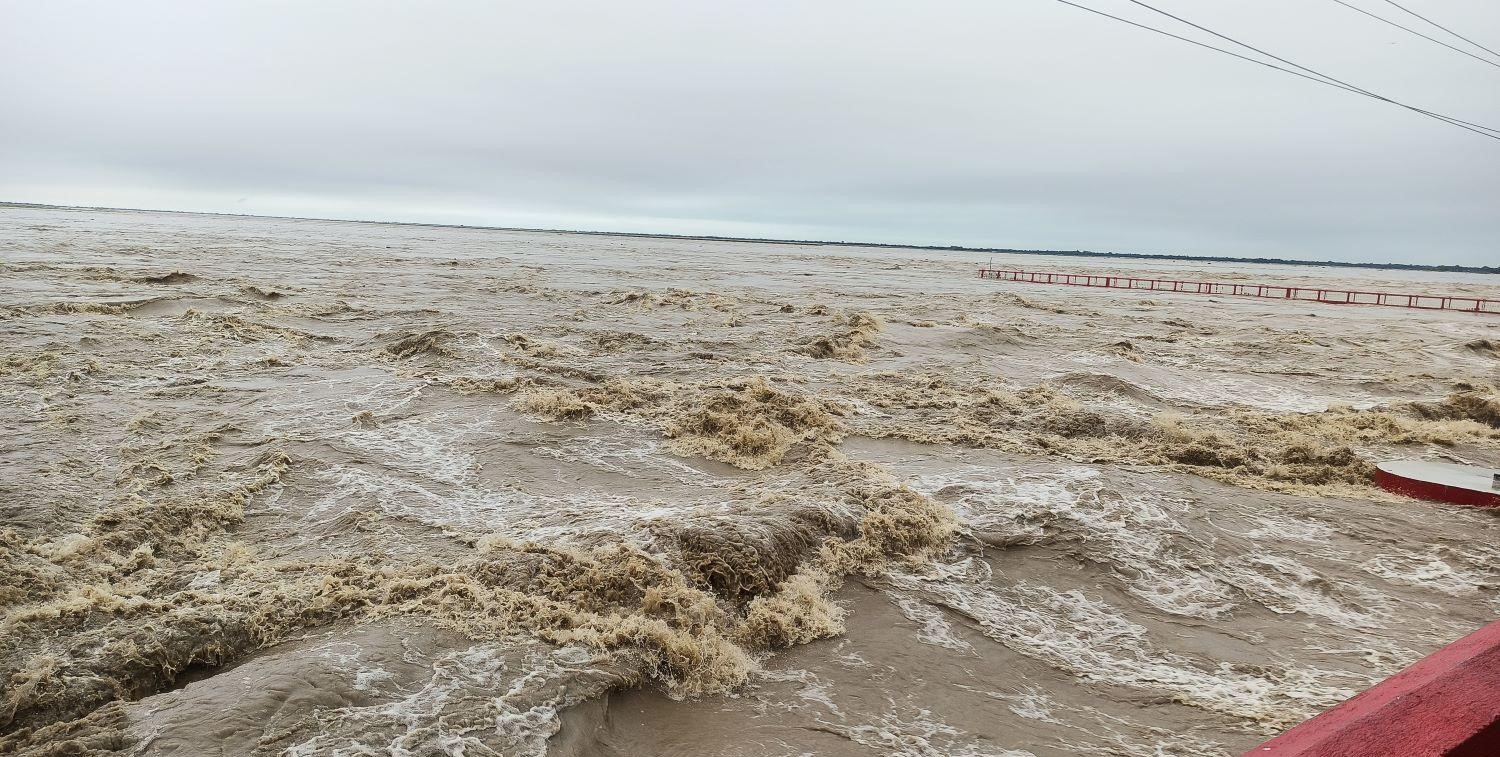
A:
[2,1,1497,264]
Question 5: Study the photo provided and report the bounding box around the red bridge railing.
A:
[977,268,1500,314]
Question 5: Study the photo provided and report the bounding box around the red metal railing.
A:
[977,268,1500,314]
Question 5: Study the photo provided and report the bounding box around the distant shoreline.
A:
[4,200,1495,275]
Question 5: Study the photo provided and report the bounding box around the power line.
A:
[1065,0,1500,139]
[1120,0,1498,129]
[1330,0,1500,69]
[1050,0,1499,138]
[1380,0,1500,60]
[1051,1,1377,92]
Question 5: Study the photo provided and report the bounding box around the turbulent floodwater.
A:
[2,206,1499,757]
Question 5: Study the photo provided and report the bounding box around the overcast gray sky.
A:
[2,1,1497,264]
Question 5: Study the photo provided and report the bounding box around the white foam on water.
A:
[749,663,1032,756]
[453,333,535,365]
[886,592,978,654]
[1089,395,1159,420]
[339,413,485,486]
[1067,353,1119,367]
[253,373,426,439]
[1130,372,1374,413]
[828,640,874,670]
[908,466,1412,628]
[815,706,1037,757]
[972,686,1063,725]
[755,668,845,717]
[186,570,221,590]
[958,685,1229,757]
[1237,513,1337,543]
[310,463,722,542]
[312,641,398,694]
[282,642,611,757]
[309,465,526,532]
[910,467,1236,620]
[1307,640,1423,672]
[887,558,1356,727]
[1219,554,1391,627]
[843,396,895,419]
[1054,728,1231,757]
[1361,549,1493,597]
[534,435,713,485]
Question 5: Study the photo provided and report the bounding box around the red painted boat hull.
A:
[1373,463,1500,509]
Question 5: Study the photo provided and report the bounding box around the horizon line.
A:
[2,200,1495,274]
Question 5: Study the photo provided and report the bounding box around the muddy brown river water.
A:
[2,206,1498,756]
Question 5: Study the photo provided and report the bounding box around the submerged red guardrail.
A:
[977,268,1500,314]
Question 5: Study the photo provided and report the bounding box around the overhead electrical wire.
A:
[1047,0,1500,141]
[1379,0,1500,60]
[1086,0,1500,138]
[1117,0,1500,133]
[1329,0,1500,70]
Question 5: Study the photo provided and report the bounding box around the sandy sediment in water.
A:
[2,207,1499,756]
